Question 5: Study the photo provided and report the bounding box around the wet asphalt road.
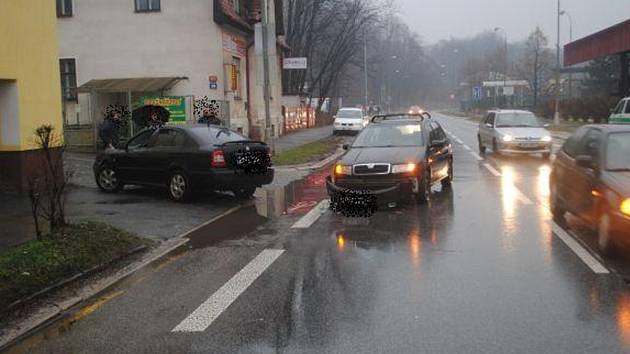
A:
[7,113,630,354]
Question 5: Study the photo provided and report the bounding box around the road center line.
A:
[291,199,330,228]
[483,163,502,177]
[172,249,285,332]
[470,151,484,161]
[551,223,609,274]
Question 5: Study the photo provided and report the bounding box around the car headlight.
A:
[391,163,417,174]
[621,198,630,216]
[541,136,552,142]
[334,164,352,175]
[502,135,513,142]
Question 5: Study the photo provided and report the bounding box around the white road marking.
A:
[513,187,534,205]
[291,199,330,228]
[172,249,285,332]
[483,163,502,177]
[551,223,609,274]
[462,144,471,151]
[455,138,464,145]
[470,151,484,161]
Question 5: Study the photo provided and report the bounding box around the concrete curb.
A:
[274,149,344,172]
[0,237,189,350]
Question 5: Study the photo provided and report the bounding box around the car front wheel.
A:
[415,170,431,205]
[478,135,486,154]
[168,171,191,202]
[441,160,453,189]
[550,179,566,225]
[598,213,614,256]
[96,165,123,193]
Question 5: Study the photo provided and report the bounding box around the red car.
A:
[550,125,630,254]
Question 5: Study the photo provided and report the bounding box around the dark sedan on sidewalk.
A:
[326,113,453,216]
[550,124,630,254]
[94,125,274,202]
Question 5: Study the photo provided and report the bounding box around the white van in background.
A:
[610,97,630,124]
[333,107,368,135]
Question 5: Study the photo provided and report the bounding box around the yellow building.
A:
[0,0,63,192]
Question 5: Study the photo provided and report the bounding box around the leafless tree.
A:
[516,27,553,107]
[27,125,72,235]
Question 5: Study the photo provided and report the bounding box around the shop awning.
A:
[77,77,188,93]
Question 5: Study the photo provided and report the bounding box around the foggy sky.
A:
[395,0,629,45]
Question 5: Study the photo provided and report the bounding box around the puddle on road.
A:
[255,163,332,218]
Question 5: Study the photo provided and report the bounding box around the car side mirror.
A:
[485,123,492,128]
[342,144,349,150]
[576,155,596,169]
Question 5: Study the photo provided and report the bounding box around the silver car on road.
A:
[477,110,553,159]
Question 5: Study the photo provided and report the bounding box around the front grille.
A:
[353,163,390,175]
[514,137,541,142]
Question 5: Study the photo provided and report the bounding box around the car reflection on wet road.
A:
[7,112,630,354]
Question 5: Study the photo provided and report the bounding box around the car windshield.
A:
[336,110,363,119]
[495,113,542,128]
[187,126,248,145]
[353,124,423,147]
[606,132,630,171]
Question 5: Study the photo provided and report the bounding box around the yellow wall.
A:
[0,0,63,151]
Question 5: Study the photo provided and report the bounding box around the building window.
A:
[135,0,160,12]
[56,0,73,17]
[230,57,242,99]
[233,0,241,15]
[60,59,78,102]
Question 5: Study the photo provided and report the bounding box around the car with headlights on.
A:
[326,112,453,211]
[408,105,424,114]
[550,125,630,254]
[478,110,553,159]
[333,107,368,135]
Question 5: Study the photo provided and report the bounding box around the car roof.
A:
[579,124,630,133]
[489,109,534,114]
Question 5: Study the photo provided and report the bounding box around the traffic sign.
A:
[472,86,482,100]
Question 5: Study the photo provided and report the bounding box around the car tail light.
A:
[211,149,226,167]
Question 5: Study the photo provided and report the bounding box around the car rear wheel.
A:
[415,170,431,205]
[233,186,256,199]
[96,166,123,193]
[168,171,191,202]
[478,135,486,154]
[550,179,566,225]
[441,160,453,189]
[598,213,614,256]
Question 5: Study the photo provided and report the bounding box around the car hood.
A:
[340,146,424,165]
[495,127,550,138]
[602,171,630,197]
[334,118,364,124]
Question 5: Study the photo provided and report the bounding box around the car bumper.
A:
[192,168,274,189]
[333,125,363,132]
[498,142,552,154]
[326,176,413,208]
[611,210,630,239]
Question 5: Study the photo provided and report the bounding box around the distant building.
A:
[57,0,287,147]
[0,0,64,192]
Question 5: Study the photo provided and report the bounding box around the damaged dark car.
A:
[94,125,274,202]
[326,113,453,216]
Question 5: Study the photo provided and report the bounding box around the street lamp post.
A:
[560,10,573,99]
[554,0,561,125]
[494,27,508,108]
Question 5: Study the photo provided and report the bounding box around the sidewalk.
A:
[274,125,333,153]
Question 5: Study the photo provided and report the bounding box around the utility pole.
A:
[363,31,369,111]
[494,27,508,108]
[261,0,274,151]
[554,0,561,125]
[561,10,573,99]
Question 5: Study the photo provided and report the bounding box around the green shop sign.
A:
[140,96,186,123]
